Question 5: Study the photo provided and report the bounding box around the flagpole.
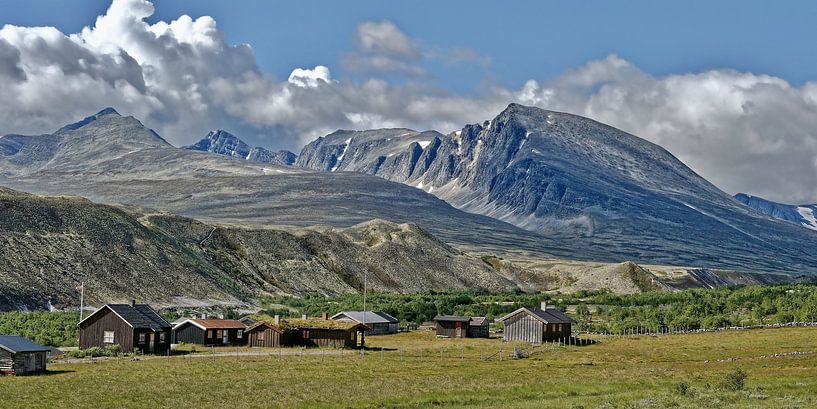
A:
[79,281,84,323]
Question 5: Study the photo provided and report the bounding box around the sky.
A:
[1,0,817,203]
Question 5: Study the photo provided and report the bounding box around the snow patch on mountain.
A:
[797,207,817,230]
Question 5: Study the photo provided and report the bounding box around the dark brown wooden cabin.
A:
[499,306,575,344]
[433,315,471,338]
[0,336,49,375]
[172,319,247,346]
[245,317,368,348]
[467,317,490,338]
[245,322,287,348]
[78,301,172,354]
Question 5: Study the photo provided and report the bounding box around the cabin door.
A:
[25,354,35,372]
[222,331,229,345]
[455,322,462,338]
[149,333,155,353]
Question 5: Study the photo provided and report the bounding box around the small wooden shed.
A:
[245,321,288,348]
[172,319,247,346]
[498,306,575,344]
[467,317,490,338]
[433,315,471,338]
[0,336,49,375]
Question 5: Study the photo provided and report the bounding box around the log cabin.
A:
[467,317,490,338]
[330,311,399,335]
[498,303,575,344]
[78,301,172,354]
[0,336,49,375]
[172,319,247,346]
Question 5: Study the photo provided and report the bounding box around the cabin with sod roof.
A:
[0,336,49,375]
[172,319,247,346]
[245,315,369,348]
[78,301,172,354]
[331,311,399,335]
[498,302,575,344]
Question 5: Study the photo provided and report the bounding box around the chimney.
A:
[301,314,308,320]
[130,299,136,307]
[321,312,329,320]
[541,301,548,310]
[218,314,224,319]
[274,315,280,325]
[201,313,207,319]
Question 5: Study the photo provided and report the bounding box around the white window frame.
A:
[103,331,115,344]
[139,333,146,344]
[237,330,243,339]
[159,332,166,343]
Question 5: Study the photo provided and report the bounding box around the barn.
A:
[498,304,575,344]
[330,311,399,335]
[78,301,172,354]
[433,315,471,338]
[172,319,247,346]
[0,336,49,375]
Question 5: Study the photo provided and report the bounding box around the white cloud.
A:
[288,65,332,88]
[1,1,816,203]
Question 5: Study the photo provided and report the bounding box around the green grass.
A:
[1,328,816,408]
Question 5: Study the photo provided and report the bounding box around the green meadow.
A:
[1,327,815,408]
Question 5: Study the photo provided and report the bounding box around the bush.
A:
[68,344,125,358]
[722,368,748,391]
[673,382,691,396]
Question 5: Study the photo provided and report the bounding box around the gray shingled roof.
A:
[88,304,171,331]
[469,317,488,326]
[331,311,398,324]
[498,307,575,324]
[0,335,50,353]
[433,315,471,322]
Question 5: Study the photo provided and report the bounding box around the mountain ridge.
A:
[185,129,297,166]
[734,193,817,231]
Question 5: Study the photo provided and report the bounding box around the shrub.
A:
[673,381,691,396]
[723,368,748,391]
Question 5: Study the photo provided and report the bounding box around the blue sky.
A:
[4,0,817,91]
[2,0,817,203]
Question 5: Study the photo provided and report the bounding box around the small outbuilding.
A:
[78,301,172,354]
[330,311,399,335]
[433,315,472,338]
[245,321,288,348]
[467,317,490,338]
[0,336,49,375]
[498,304,575,344]
[172,319,247,346]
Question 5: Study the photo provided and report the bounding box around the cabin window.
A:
[216,330,222,339]
[207,330,213,338]
[257,332,265,341]
[557,324,563,332]
[103,331,114,344]
[237,330,243,339]
[139,333,146,344]
[159,332,166,343]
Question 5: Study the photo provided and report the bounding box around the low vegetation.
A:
[0,311,79,347]
[0,327,815,408]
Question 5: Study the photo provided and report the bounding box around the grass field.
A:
[1,328,815,408]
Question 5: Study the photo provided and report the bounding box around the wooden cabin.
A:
[78,301,172,354]
[245,321,289,348]
[0,336,49,375]
[433,315,471,338]
[172,319,247,346]
[245,316,368,348]
[498,305,575,344]
[467,317,490,338]
[331,311,399,335]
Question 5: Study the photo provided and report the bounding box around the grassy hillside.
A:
[0,328,815,408]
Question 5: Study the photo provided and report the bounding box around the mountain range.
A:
[734,193,817,231]
[1,105,815,309]
[185,130,297,166]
